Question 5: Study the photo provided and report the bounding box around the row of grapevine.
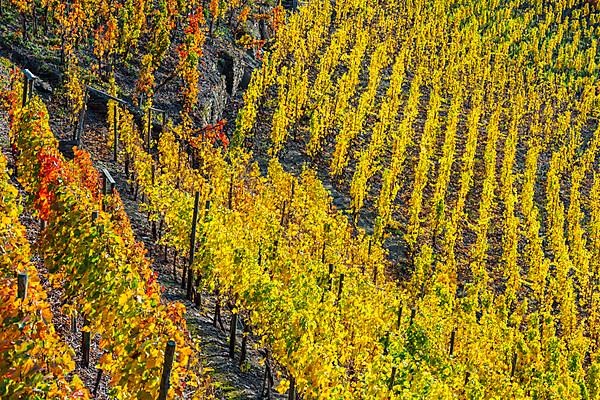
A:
[118,106,399,397]
[4,71,213,399]
[0,148,90,399]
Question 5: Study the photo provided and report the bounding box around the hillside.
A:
[1,0,600,399]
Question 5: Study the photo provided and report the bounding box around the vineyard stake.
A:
[320,264,334,304]
[17,272,28,300]
[389,366,396,390]
[158,340,176,400]
[181,261,187,290]
[229,311,238,358]
[373,265,378,285]
[71,311,77,333]
[194,275,202,307]
[214,295,225,331]
[187,192,200,301]
[383,332,390,355]
[228,176,234,209]
[396,305,403,330]
[93,368,103,396]
[172,253,178,282]
[260,355,274,399]
[239,320,249,366]
[288,376,296,400]
[82,318,91,367]
[336,273,345,305]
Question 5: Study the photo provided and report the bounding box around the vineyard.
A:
[1,0,600,399]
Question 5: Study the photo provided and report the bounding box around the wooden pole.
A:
[187,192,200,301]
[172,253,178,282]
[71,312,77,333]
[511,352,518,377]
[229,311,238,358]
[82,318,91,367]
[158,340,176,400]
[288,376,296,400]
[93,369,103,396]
[239,320,248,366]
[336,273,344,306]
[260,355,274,399]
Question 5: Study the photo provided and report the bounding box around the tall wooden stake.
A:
[158,340,176,400]
[187,191,200,301]
[82,318,90,367]
[229,311,238,358]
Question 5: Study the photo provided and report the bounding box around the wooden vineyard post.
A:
[449,328,456,356]
[158,340,176,400]
[288,376,296,400]
[71,311,77,333]
[113,104,119,162]
[17,272,28,300]
[335,273,344,306]
[186,191,200,301]
[396,305,403,330]
[260,353,274,399]
[239,320,248,366]
[229,310,238,358]
[93,368,103,396]
[172,253,178,282]
[214,293,225,331]
[82,318,91,367]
